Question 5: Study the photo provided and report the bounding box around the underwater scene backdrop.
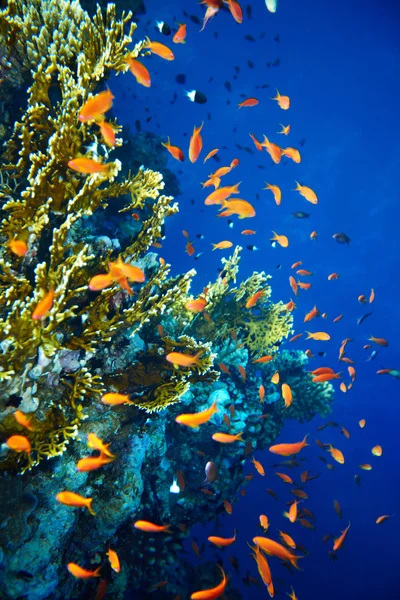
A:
[0,0,399,599]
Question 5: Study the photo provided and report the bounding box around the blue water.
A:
[114,1,400,597]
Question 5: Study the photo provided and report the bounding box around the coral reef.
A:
[0,1,335,599]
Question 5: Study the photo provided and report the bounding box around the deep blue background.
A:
[113,1,400,597]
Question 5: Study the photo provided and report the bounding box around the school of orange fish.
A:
[5,2,395,598]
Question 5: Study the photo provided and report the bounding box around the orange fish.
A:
[69,156,114,174]
[333,314,343,322]
[261,135,282,164]
[32,287,54,320]
[368,336,388,347]
[208,530,236,547]
[211,165,232,178]
[192,540,201,558]
[251,456,265,476]
[281,147,301,163]
[312,373,341,382]
[277,123,290,135]
[328,273,339,280]
[7,239,28,257]
[173,23,187,43]
[101,392,134,405]
[145,38,174,60]
[275,472,293,484]
[189,122,204,163]
[205,183,241,205]
[369,288,375,303]
[200,2,221,32]
[253,537,301,569]
[185,298,207,313]
[203,148,219,163]
[271,231,289,248]
[327,445,345,464]
[190,565,227,600]
[371,445,382,457]
[283,500,298,523]
[186,240,195,256]
[134,520,171,533]
[333,522,351,551]
[360,463,372,470]
[297,269,313,276]
[294,181,318,204]
[219,198,256,218]
[76,454,114,472]
[249,132,264,151]
[223,499,233,514]
[281,383,293,409]
[230,157,240,168]
[310,230,318,240]
[79,89,114,122]
[238,365,246,382]
[212,432,243,443]
[96,118,116,148]
[306,331,330,341]
[106,548,120,573]
[67,563,101,579]
[289,333,303,343]
[289,276,298,296]
[250,544,273,591]
[259,514,269,531]
[271,372,280,384]
[218,363,230,375]
[127,57,151,87]
[241,229,256,235]
[340,382,347,393]
[175,401,218,428]
[238,97,259,108]
[246,290,265,308]
[297,281,312,290]
[226,0,243,23]
[279,530,296,549]
[259,384,265,403]
[6,435,31,453]
[264,183,282,205]
[269,435,308,457]
[87,433,114,458]
[253,355,273,363]
[286,300,296,311]
[271,89,290,110]
[161,137,184,161]
[212,240,233,250]
[56,491,96,515]
[13,410,35,431]
[359,419,366,428]
[376,515,394,524]
[166,351,202,368]
[304,305,320,323]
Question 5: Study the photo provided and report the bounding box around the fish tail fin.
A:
[236,432,244,441]
[293,180,301,191]
[271,231,278,241]
[290,554,303,570]
[210,400,219,414]
[164,524,172,533]
[302,434,309,447]
[87,498,96,516]
[305,331,312,339]
[93,566,102,577]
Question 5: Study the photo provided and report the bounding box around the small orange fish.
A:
[56,491,96,515]
[219,198,256,219]
[173,23,187,43]
[292,261,302,269]
[226,0,243,23]
[297,269,313,276]
[13,410,35,431]
[253,537,301,570]
[294,181,318,204]
[87,433,114,458]
[7,239,28,257]
[289,333,303,343]
[286,300,296,311]
[192,540,201,558]
[281,147,301,163]
[205,184,242,205]
[259,514,269,531]
[189,122,204,163]
[359,419,366,428]
[223,499,233,514]
[341,426,350,439]
[134,520,171,533]
[371,445,382,457]
[297,281,312,290]
[76,454,114,472]
[306,331,330,341]
[304,305,320,323]
[145,38,174,60]
[185,298,207,313]
[208,530,236,547]
[264,183,282,205]
[333,314,343,322]
[360,463,372,470]
[310,230,318,240]
[275,472,293,484]
[376,514,394,524]
[241,229,256,235]
[271,372,280,384]
[190,565,227,600]
[271,231,289,248]
[67,563,101,579]
[368,336,388,347]
[218,363,230,375]
[203,148,219,163]
[166,351,202,368]
[327,445,345,464]
[238,97,259,109]
[211,165,232,178]
[271,89,290,110]
[328,273,339,280]
[230,157,240,168]
[162,137,184,161]
[246,290,265,308]
[212,432,243,443]
[68,157,112,174]
[277,123,290,135]
[96,118,116,148]
[79,89,114,122]
[312,373,341,382]
[251,456,265,476]
[282,383,293,409]
[261,135,282,164]
[289,276,298,296]
[253,355,273,364]
[369,288,375,303]
[6,435,31,453]
[269,435,308,457]
[212,240,233,250]
[32,287,54,320]
[101,392,134,405]
[340,382,347,393]
[249,132,264,151]
[175,401,218,428]
[333,522,351,551]
[238,365,246,383]
[127,57,151,87]
[259,384,265,403]
[279,530,296,549]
